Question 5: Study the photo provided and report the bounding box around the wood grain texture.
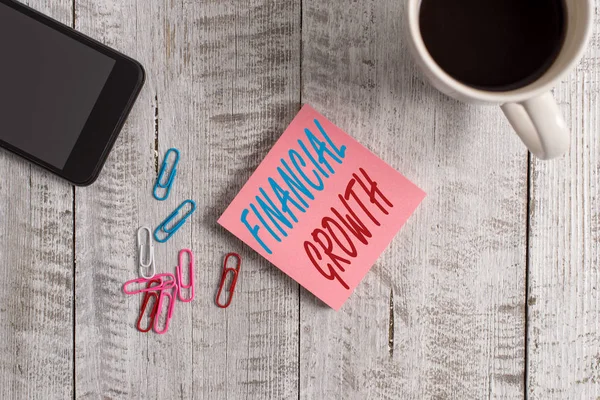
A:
[0,1,74,399]
[527,8,600,399]
[300,1,527,399]
[186,0,301,399]
[73,0,300,399]
[4,0,600,398]
[73,0,158,397]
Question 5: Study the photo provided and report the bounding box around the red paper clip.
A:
[216,253,242,308]
[154,285,177,334]
[136,278,161,333]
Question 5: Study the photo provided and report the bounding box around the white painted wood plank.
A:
[527,10,600,399]
[185,1,301,399]
[300,1,527,399]
[73,0,160,397]
[0,2,74,399]
[74,0,300,399]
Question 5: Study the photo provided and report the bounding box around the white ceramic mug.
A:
[406,0,593,159]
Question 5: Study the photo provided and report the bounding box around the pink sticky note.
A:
[218,105,425,310]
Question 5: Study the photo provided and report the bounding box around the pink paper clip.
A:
[176,249,195,302]
[216,253,242,308]
[123,273,176,295]
[154,285,177,334]
[152,273,177,290]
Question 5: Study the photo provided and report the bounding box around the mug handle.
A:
[500,92,570,160]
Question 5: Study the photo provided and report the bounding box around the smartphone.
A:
[0,0,145,185]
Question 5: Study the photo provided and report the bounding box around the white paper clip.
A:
[137,227,156,279]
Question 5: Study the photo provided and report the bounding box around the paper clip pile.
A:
[123,148,245,334]
[123,249,195,334]
[122,148,199,334]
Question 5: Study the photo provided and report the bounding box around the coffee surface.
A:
[419,0,565,91]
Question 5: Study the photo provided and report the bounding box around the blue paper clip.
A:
[153,148,180,201]
[154,200,197,243]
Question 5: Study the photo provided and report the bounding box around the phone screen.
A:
[0,2,116,169]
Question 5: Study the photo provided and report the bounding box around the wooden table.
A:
[1,0,599,399]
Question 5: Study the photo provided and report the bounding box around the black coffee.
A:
[419,0,566,91]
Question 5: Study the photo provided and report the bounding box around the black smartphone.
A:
[0,0,145,185]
